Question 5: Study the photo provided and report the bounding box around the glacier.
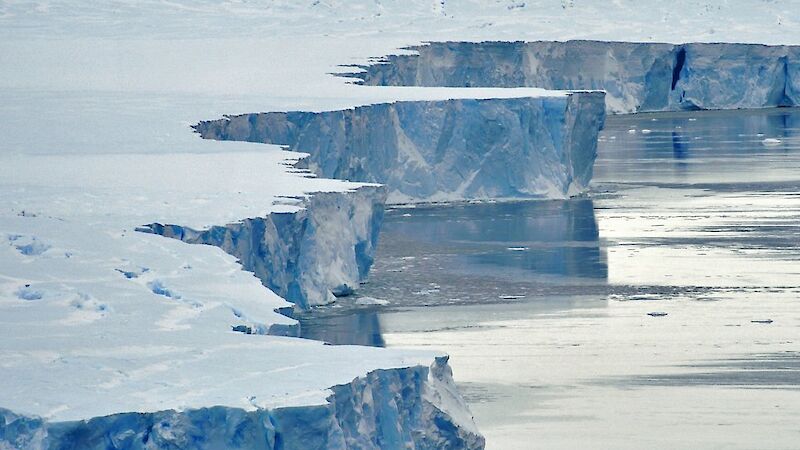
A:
[195,93,606,203]
[142,185,386,309]
[345,41,800,113]
[0,149,484,449]
[0,357,482,450]
[5,1,797,449]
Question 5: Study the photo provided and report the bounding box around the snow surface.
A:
[1,0,799,45]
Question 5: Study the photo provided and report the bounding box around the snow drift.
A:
[346,41,800,113]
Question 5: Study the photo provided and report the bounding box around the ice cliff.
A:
[0,357,482,450]
[195,94,606,203]
[143,185,385,309]
[346,41,800,114]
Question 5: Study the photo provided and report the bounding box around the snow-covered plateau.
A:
[2,0,799,449]
[349,41,800,114]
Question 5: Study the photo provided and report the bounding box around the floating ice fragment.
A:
[355,297,389,306]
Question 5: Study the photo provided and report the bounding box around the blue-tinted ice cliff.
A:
[0,357,483,450]
[195,95,606,203]
[345,41,800,113]
[143,186,385,309]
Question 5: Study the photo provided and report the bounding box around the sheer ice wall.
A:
[0,357,483,450]
[143,186,385,309]
[346,41,800,114]
[195,94,606,204]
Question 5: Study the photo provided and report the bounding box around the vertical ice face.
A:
[668,43,798,111]
[143,185,386,309]
[0,357,484,450]
[346,41,800,113]
[195,94,607,203]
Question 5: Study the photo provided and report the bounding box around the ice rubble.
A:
[195,93,606,203]
[347,41,800,114]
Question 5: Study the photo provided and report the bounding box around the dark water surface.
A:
[298,108,800,449]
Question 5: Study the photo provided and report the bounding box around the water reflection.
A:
[296,308,385,347]
[671,131,689,159]
[463,199,606,282]
[298,197,607,346]
[595,108,800,185]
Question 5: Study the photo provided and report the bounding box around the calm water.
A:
[297,108,800,449]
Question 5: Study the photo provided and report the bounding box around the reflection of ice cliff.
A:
[346,41,800,113]
[318,199,608,316]
[378,199,607,284]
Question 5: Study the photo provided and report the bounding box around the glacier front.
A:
[195,91,606,203]
[142,185,386,309]
[346,41,800,114]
